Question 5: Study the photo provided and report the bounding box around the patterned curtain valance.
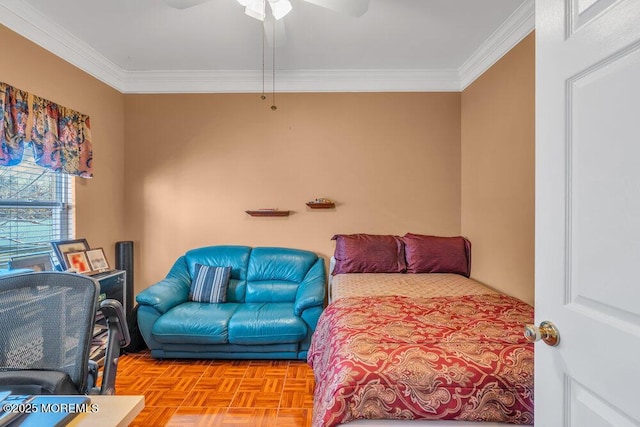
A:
[0,82,29,167]
[31,95,93,178]
[0,81,93,178]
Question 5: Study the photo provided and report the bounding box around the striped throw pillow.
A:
[190,264,232,303]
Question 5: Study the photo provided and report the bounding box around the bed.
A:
[307,234,534,427]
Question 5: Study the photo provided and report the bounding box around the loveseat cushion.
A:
[185,246,251,302]
[228,303,307,345]
[152,302,240,344]
[245,280,299,303]
[245,248,318,303]
[248,247,318,283]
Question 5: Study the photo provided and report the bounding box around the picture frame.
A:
[86,248,110,273]
[65,251,92,274]
[9,253,54,272]
[52,238,90,270]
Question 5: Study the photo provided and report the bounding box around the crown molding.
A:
[458,0,535,90]
[0,0,125,91]
[122,69,461,93]
[1,0,533,93]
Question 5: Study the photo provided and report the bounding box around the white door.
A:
[536,0,640,425]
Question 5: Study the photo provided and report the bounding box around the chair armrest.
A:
[100,299,131,348]
[294,258,326,316]
[97,299,130,395]
[136,277,190,314]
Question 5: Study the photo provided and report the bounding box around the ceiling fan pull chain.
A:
[271,16,277,111]
[261,0,266,100]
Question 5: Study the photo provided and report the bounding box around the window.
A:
[0,148,74,269]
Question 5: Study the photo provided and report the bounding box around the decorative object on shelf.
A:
[245,208,290,217]
[8,253,53,271]
[86,248,110,273]
[306,198,335,209]
[52,238,90,270]
[65,251,92,273]
[52,239,114,275]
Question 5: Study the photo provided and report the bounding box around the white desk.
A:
[67,395,144,427]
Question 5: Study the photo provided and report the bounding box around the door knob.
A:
[523,321,560,346]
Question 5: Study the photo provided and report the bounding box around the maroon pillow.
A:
[331,234,406,275]
[402,233,471,277]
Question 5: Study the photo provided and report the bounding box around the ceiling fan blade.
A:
[302,0,369,17]
[165,0,212,10]
[264,14,287,47]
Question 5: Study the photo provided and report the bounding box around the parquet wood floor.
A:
[115,350,315,426]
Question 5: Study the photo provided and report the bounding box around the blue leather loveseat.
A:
[136,246,326,360]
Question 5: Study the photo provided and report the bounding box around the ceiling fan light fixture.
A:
[244,0,266,20]
[269,0,292,20]
[237,0,291,21]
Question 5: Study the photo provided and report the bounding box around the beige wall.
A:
[461,33,535,304]
[124,93,462,292]
[2,23,535,303]
[0,25,127,267]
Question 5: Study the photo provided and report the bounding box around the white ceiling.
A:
[0,0,534,93]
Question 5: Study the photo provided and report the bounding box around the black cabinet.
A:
[95,270,127,314]
[90,270,126,364]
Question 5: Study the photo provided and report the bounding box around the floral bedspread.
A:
[308,294,534,426]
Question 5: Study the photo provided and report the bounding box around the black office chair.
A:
[0,271,130,395]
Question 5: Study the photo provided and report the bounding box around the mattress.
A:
[330,272,496,302]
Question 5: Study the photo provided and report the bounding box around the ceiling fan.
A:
[166,0,369,46]
[164,0,369,109]
[165,0,369,20]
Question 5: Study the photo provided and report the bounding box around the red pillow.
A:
[331,234,406,275]
[402,233,471,276]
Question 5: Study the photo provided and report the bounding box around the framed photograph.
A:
[52,238,90,269]
[65,251,91,274]
[9,253,54,272]
[86,248,110,272]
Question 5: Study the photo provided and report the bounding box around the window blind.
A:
[0,148,73,269]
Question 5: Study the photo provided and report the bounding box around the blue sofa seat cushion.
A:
[228,303,307,345]
[152,302,240,344]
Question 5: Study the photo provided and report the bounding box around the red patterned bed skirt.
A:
[308,294,534,426]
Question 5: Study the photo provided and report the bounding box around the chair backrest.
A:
[0,272,99,392]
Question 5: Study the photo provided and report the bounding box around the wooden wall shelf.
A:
[245,210,290,217]
[306,202,335,209]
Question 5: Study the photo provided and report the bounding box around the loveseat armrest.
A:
[294,258,326,316]
[136,277,190,314]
